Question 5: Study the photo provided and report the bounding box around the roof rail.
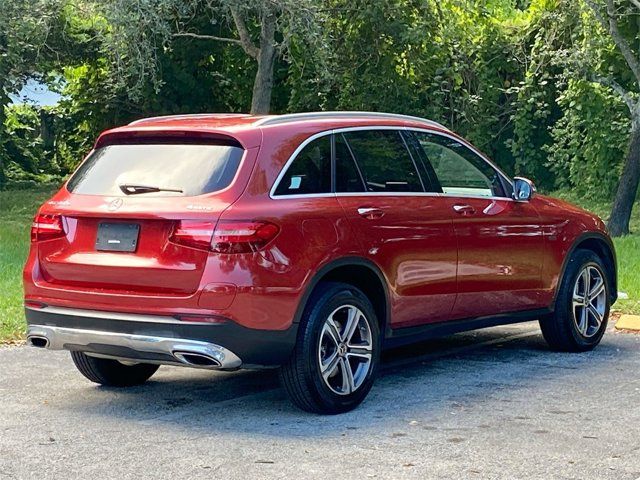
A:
[128,113,251,126]
[254,111,448,130]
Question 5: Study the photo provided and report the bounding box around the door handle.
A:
[453,204,476,215]
[357,207,385,220]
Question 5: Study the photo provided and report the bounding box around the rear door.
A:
[411,131,545,318]
[335,129,457,328]
[38,141,245,295]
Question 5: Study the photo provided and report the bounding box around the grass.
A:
[0,187,638,342]
[0,187,57,342]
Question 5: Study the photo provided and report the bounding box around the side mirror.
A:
[513,177,535,202]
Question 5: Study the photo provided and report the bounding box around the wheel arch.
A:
[293,257,390,336]
[556,232,618,305]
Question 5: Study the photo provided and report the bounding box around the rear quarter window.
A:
[273,136,332,196]
[67,143,244,197]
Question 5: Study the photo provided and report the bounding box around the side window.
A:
[414,132,506,198]
[342,130,424,193]
[402,131,442,193]
[274,136,331,196]
[335,134,365,192]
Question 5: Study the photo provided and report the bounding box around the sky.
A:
[9,79,62,106]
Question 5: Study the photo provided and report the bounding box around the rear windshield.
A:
[67,143,244,197]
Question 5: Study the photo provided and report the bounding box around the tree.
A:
[0,0,64,186]
[580,0,640,236]
[101,0,323,114]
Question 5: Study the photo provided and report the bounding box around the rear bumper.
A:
[25,306,297,369]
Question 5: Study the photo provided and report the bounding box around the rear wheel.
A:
[540,249,610,352]
[280,282,381,414]
[71,351,159,387]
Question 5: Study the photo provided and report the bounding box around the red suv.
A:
[24,112,617,413]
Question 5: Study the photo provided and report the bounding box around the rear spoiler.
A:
[94,127,257,150]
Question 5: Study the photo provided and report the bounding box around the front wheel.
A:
[280,282,381,414]
[540,249,610,352]
[71,351,159,387]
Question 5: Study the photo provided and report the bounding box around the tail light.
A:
[31,214,66,242]
[211,221,280,254]
[169,221,216,250]
[170,220,279,253]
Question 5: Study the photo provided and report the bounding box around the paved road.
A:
[1,322,639,480]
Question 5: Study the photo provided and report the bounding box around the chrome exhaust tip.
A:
[173,351,222,368]
[27,335,50,348]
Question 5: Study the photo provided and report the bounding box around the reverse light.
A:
[31,214,65,242]
[212,221,280,254]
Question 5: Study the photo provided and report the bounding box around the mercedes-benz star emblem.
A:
[108,198,124,211]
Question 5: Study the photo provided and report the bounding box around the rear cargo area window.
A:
[67,143,244,197]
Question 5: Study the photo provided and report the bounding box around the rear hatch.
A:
[36,140,247,295]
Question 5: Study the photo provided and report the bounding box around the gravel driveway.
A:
[1,322,639,480]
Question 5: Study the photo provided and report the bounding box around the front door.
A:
[411,131,545,319]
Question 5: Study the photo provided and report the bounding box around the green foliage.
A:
[288,0,524,173]
[1,0,639,205]
[2,104,63,184]
[547,80,629,197]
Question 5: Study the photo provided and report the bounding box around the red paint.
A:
[23,114,613,333]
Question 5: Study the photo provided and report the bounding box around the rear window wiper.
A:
[119,184,184,195]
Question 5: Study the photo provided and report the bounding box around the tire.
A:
[539,249,610,352]
[71,351,159,387]
[280,282,381,414]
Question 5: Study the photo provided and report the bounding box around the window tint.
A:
[335,134,365,193]
[402,131,442,193]
[343,130,424,193]
[413,132,506,198]
[67,143,243,197]
[274,136,332,196]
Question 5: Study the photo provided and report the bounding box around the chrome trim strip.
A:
[255,111,449,129]
[27,306,207,325]
[269,126,514,202]
[26,325,243,370]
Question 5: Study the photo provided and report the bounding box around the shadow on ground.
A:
[44,323,635,439]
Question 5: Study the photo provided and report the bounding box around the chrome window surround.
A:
[269,126,514,202]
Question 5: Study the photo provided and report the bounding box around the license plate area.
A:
[95,223,140,252]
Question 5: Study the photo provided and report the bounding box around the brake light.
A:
[169,221,216,250]
[211,221,280,254]
[170,220,279,253]
[31,214,65,242]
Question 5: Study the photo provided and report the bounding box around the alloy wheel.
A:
[318,305,373,396]
[572,265,607,338]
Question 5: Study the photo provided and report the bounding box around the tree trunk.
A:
[0,90,7,189]
[250,11,277,115]
[608,117,640,236]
